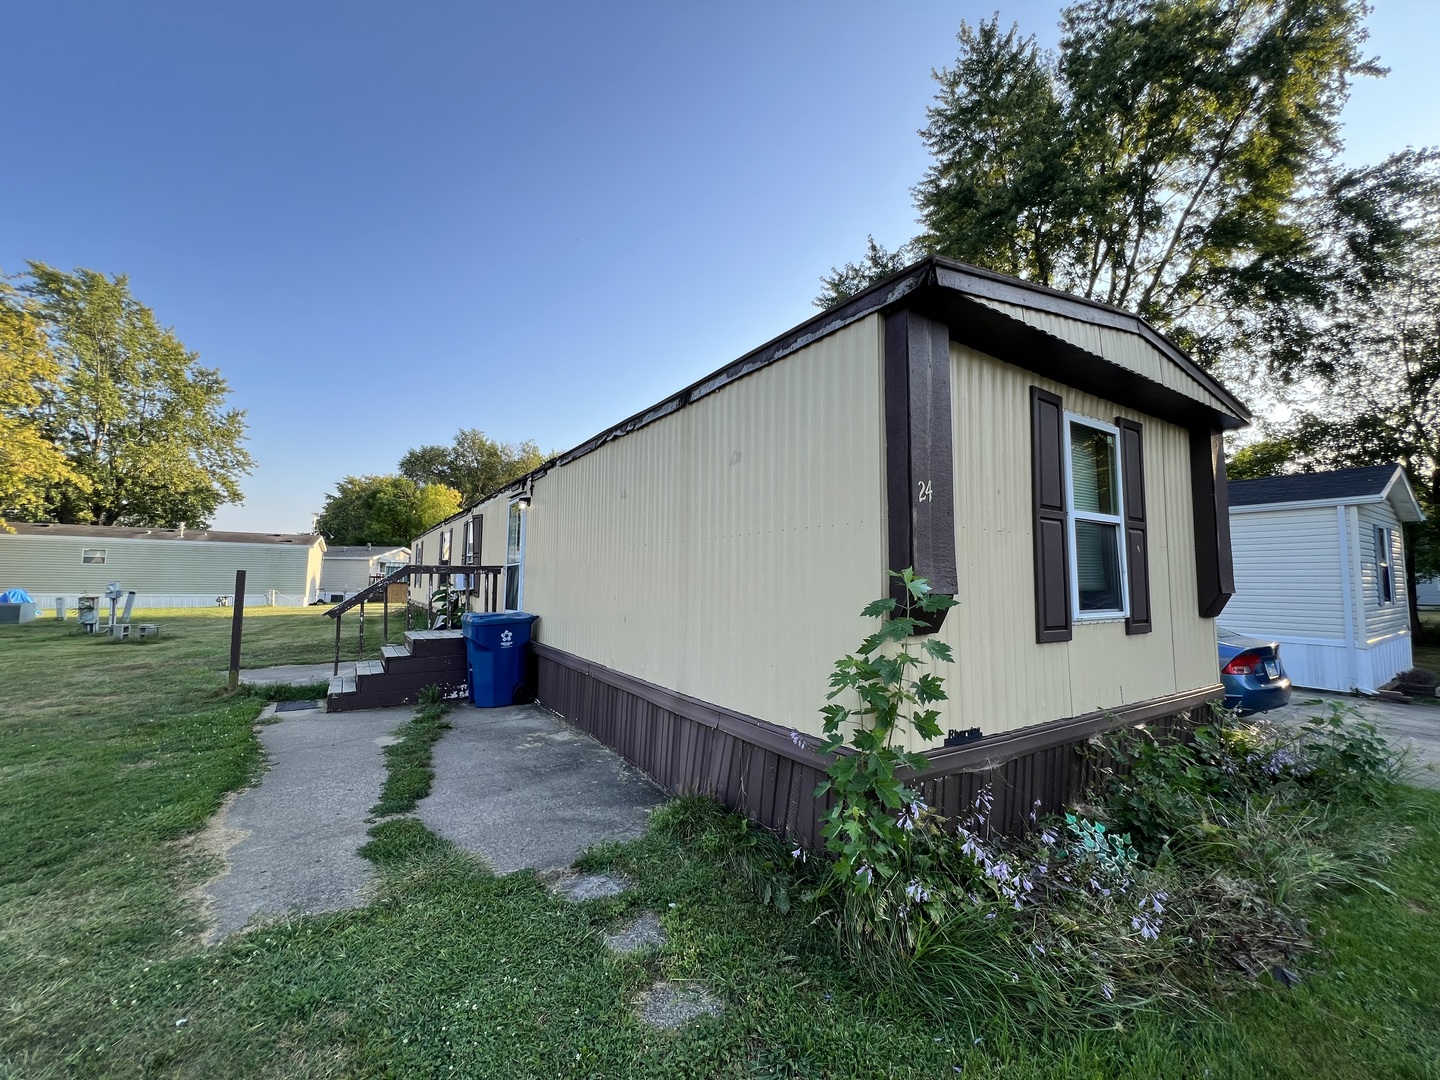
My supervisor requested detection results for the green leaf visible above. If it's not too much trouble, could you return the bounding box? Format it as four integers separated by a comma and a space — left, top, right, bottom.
860, 597, 898, 618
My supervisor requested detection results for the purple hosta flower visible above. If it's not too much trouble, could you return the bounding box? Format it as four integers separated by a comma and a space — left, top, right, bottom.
1267, 747, 1298, 777
897, 800, 926, 831
1034, 864, 1048, 876
1033, 943, 1046, 956
985, 911, 997, 920
904, 879, 931, 904
1101, 983, 1115, 1002
788, 730, 807, 749
855, 864, 873, 886
791, 846, 807, 864
1040, 828, 1057, 846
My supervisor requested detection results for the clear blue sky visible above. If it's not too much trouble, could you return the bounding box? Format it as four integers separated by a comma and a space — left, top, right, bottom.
3, 1, 1437, 533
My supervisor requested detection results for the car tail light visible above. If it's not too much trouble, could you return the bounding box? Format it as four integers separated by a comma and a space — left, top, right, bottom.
1222, 650, 1263, 676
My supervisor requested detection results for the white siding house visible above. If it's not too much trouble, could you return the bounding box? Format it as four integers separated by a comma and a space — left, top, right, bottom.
0, 523, 325, 609
1227, 465, 1425, 692
1419, 576, 1440, 607
318, 545, 410, 602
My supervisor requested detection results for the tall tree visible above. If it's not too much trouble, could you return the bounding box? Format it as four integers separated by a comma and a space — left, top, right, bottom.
398, 428, 543, 506
0, 281, 85, 529
1253, 152, 1440, 635
22, 263, 252, 527
817, 0, 1383, 374
315, 475, 461, 547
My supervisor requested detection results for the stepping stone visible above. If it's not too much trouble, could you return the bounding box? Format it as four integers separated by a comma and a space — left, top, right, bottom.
549, 871, 632, 902
636, 981, 723, 1029
603, 911, 666, 954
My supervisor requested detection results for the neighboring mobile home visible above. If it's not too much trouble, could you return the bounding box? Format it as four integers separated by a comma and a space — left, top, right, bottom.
0, 523, 325, 610
414, 257, 1250, 839
1226, 465, 1425, 693
318, 545, 410, 603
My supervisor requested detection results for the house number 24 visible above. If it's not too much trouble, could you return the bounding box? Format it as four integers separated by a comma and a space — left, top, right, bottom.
917, 479, 934, 503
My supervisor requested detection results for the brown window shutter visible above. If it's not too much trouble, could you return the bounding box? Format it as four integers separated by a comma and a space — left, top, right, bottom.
1116, 417, 1151, 635
1031, 387, 1071, 642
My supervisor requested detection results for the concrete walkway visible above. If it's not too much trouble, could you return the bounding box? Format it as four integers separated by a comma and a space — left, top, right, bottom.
417, 704, 668, 873
197, 705, 404, 941
1263, 691, 1440, 789
238, 662, 354, 687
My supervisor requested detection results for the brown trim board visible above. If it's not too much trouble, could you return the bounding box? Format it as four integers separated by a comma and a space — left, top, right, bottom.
884, 309, 957, 627
532, 641, 1222, 841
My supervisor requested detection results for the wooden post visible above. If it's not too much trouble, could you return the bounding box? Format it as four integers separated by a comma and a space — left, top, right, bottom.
359, 601, 366, 663
227, 570, 246, 691
333, 614, 342, 677
382, 592, 389, 645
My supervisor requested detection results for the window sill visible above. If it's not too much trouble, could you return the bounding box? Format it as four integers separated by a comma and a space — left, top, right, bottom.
1074, 613, 1127, 626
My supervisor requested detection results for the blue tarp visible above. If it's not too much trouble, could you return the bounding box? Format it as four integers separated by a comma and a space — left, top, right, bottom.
0, 589, 35, 604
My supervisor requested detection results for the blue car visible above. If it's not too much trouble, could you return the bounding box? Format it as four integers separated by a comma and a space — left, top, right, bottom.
1218, 627, 1292, 714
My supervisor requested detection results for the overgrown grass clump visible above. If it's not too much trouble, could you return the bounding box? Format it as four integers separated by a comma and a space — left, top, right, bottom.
370, 686, 452, 817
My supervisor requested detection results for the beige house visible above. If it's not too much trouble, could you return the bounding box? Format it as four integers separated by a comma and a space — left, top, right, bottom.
413, 257, 1249, 840
318, 545, 410, 603
0, 523, 325, 609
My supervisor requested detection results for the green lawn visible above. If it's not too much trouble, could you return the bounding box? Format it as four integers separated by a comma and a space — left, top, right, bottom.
2, 612, 1438, 1078
1416, 611, 1440, 675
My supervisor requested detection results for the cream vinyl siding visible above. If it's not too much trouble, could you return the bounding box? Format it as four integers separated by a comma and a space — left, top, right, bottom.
1225, 507, 1347, 638
0, 533, 322, 603
1358, 502, 1408, 642
521, 315, 887, 732
320, 558, 374, 595
974, 297, 1232, 416
918, 343, 1216, 744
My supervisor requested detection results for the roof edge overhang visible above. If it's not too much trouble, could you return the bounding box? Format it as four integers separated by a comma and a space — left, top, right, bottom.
1231, 467, 1424, 522
420, 257, 1250, 535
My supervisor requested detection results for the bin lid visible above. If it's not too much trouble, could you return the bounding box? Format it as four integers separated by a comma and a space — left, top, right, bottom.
0, 589, 34, 604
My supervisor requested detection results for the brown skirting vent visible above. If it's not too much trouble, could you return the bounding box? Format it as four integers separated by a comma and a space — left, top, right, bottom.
533, 642, 1221, 846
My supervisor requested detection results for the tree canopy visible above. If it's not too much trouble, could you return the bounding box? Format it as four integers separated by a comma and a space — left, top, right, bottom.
817, 0, 1382, 376
11, 263, 252, 528
398, 428, 544, 506
0, 282, 86, 530
314, 475, 462, 547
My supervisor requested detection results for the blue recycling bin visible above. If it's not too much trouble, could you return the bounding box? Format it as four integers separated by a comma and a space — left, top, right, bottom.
462, 611, 538, 707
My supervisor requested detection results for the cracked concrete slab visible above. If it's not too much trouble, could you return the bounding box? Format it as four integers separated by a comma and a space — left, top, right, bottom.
237, 662, 354, 687
417, 703, 666, 874
603, 911, 666, 954
636, 982, 723, 1029
196, 705, 409, 941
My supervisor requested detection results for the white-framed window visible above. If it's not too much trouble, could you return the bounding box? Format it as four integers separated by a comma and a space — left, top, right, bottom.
1375, 525, 1396, 605
504, 500, 526, 611
81, 549, 107, 565
1064, 414, 1128, 619
439, 528, 452, 564
463, 518, 474, 564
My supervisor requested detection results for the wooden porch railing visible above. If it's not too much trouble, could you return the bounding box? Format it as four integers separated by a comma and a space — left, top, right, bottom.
323, 563, 504, 676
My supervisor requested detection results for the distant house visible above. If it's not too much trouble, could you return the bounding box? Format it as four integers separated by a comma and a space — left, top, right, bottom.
318, 545, 410, 603
1419, 576, 1440, 608
405, 255, 1249, 839
0, 523, 325, 609
1227, 464, 1425, 693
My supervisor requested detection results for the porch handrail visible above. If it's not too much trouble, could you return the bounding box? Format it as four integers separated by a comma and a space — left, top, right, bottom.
324, 563, 503, 619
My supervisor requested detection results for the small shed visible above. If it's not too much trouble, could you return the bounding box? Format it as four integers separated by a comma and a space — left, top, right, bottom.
1227, 465, 1425, 692
0, 523, 325, 610
318, 545, 410, 603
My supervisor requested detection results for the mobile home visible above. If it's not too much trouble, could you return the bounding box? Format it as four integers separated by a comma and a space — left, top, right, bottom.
1226, 465, 1425, 692
0, 523, 325, 609
412, 257, 1249, 839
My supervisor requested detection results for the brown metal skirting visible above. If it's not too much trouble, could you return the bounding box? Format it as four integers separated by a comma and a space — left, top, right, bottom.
532, 641, 1219, 843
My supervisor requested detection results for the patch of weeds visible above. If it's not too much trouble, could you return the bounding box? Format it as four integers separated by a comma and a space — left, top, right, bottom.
371, 694, 451, 817
358, 816, 453, 869
230, 680, 332, 703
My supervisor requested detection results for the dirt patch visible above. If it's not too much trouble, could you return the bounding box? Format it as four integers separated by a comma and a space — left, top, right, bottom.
174, 789, 252, 945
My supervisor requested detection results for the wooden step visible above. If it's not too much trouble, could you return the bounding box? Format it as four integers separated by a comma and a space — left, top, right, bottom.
355, 659, 385, 677
379, 644, 467, 675
326, 683, 466, 712
358, 667, 468, 694
403, 629, 466, 657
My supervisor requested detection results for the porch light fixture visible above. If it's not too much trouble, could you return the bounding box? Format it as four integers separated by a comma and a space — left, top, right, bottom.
515, 494, 531, 510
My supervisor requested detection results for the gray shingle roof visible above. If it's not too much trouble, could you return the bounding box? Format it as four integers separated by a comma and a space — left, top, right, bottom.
1228, 464, 1403, 507
324, 545, 410, 559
